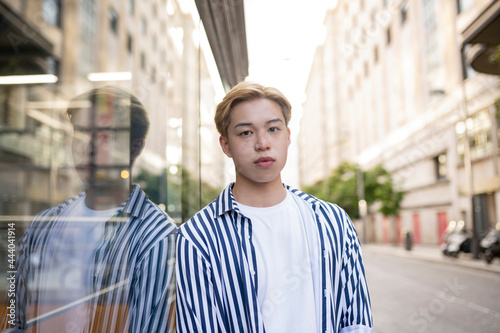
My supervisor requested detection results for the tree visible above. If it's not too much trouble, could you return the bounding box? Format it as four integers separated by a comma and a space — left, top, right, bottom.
304, 162, 404, 218
136, 168, 221, 223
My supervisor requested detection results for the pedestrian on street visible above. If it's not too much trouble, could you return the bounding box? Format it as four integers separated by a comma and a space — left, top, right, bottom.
175, 81, 373, 332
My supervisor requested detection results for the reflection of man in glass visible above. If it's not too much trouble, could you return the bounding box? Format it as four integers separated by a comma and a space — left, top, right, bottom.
4, 86, 176, 332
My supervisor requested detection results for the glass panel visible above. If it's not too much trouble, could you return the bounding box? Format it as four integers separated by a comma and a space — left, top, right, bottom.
0, 1, 225, 331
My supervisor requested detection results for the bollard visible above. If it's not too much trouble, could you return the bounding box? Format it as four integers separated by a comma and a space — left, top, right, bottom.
405, 231, 413, 251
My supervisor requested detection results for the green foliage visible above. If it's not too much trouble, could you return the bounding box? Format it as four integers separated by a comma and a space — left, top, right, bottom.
136, 167, 221, 222
488, 45, 500, 68
136, 169, 164, 204
181, 168, 221, 222
304, 162, 405, 218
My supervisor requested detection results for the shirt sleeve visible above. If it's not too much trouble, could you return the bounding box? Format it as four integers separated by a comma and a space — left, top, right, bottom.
338, 210, 374, 332
130, 233, 177, 333
176, 231, 218, 333
11, 231, 29, 330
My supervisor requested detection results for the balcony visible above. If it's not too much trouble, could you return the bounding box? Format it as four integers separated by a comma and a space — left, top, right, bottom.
462, 1, 500, 75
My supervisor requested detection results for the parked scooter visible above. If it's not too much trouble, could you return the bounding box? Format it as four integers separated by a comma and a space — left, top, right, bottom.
480, 224, 500, 264
442, 220, 471, 258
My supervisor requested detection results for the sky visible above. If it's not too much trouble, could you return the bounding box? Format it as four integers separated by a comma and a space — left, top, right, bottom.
185, 0, 337, 187
244, 0, 337, 187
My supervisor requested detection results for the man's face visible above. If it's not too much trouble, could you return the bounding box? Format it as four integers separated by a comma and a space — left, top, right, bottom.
220, 98, 291, 187
70, 100, 130, 186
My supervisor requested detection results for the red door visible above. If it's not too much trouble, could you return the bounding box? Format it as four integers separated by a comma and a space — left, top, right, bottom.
413, 213, 421, 244
437, 212, 448, 245
396, 215, 402, 245
383, 216, 389, 244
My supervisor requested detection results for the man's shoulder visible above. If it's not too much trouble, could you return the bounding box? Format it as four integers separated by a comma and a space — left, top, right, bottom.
177, 186, 233, 244
179, 199, 219, 232
287, 186, 349, 222
287, 186, 337, 209
31, 192, 84, 222
133, 195, 177, 235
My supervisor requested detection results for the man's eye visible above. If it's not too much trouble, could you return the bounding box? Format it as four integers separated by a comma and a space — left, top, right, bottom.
240, 131, 252, 136
269, 127, 279, 133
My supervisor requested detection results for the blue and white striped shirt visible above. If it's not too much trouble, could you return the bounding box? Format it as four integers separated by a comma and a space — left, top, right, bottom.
7, 184, 177, 333
176, 184, 373, 333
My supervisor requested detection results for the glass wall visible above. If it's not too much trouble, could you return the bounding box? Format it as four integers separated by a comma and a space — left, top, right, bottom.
0, 0, 225, 330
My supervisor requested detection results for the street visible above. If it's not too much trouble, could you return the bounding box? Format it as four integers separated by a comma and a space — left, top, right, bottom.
363, 251, 500, 333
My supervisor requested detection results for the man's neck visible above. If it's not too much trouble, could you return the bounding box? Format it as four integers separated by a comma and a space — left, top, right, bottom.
85, 182, 133, 210
232, 177, 286, 207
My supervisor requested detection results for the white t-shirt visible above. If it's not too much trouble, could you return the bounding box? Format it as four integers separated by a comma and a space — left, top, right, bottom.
32, 196, 119, 322
237, 191, 320, 333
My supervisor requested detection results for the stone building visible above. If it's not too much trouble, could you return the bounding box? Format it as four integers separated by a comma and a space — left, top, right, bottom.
299, 0, 500, 246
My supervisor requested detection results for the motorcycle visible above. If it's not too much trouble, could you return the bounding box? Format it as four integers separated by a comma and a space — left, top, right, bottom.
441, 220, 471, 258
480, 224, 500, 264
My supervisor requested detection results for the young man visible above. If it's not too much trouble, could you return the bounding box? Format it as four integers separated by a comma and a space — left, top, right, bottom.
4, 86, 176, 333
176, 81, 373, 332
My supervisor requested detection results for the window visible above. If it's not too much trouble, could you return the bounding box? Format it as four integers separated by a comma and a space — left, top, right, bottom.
43, 0, 62, 27
151, 66, 157, 83
457, 0, 475, 13
46, 56, 59, 76
435, 153, 447, 180
401, 1, 409, 24
79, 0, 96, 75
152, 34, 157, 51
456, 109, 493, 161
128, 0, 135, 15
127, 34, 133, 53
423, 0, 440, 71
109, 8, 119, 34
141, 17, 147, 35
141, 52, 146, 70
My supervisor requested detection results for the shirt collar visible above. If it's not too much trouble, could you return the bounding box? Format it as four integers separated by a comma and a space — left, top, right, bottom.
212, 183, 321, 219
213, 183, 239, 218
119, 184, 148, 218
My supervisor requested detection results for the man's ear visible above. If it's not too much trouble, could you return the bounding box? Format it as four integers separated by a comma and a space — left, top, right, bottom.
219, 135, 232, 158
130, 138, 145, 162
287, 127, 291, 146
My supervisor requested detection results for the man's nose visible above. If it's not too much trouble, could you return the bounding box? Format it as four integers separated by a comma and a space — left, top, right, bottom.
255, 132, 271, 151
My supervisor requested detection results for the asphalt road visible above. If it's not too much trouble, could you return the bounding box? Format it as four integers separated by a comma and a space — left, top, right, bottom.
363, 251, 500, 333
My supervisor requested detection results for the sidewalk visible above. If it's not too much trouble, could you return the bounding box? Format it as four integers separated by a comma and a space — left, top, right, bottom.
362, 243, 500, 274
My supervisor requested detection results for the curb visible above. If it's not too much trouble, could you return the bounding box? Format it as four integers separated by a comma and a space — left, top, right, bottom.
362, 244, 500, 275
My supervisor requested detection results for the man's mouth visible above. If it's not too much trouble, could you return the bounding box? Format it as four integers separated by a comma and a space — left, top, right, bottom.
254, 157, 275, 167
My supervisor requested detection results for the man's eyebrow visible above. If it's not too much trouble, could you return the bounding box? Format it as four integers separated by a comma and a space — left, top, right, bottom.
234, 122, 252, 128
267, 118, 283, 124
233, 118, 284, 128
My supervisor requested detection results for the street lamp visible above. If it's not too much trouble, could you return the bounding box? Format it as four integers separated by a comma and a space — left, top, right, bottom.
357, 168, 367, 244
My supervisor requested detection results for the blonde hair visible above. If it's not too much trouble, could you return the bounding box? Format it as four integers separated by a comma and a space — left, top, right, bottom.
214, 81, 292, 138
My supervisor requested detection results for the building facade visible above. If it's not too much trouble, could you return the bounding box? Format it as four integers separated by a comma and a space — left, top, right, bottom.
0, 0, 227, 222
299, 0, 500, 245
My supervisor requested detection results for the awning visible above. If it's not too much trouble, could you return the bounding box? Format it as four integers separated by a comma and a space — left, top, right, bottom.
0, 2, 54, 74
462, 1, 500, 75
195, 0, 249, 91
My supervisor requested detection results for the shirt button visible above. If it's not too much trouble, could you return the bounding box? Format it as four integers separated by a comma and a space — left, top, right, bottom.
247, 235, 251, 239
251, 270, 256, 275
